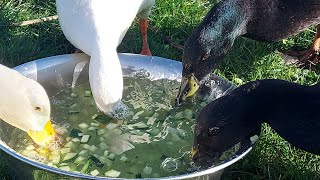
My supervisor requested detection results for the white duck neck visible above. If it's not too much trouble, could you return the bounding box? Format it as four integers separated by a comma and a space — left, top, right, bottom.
88, 38, 123, 113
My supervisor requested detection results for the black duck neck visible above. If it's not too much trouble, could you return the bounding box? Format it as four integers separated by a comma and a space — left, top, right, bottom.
242, 79, 320, 155
235, 79, 320, 123
187, 0, 253, 57
245, 0, 320, 41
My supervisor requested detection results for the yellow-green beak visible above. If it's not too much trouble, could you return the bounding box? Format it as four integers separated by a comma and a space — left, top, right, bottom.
192, 147, 198, 158
27, 120, 55, 146
176, 74, 200, 106
186, 75, 200, 97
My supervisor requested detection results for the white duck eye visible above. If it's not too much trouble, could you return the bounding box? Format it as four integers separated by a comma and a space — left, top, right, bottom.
34, 106, 42, 112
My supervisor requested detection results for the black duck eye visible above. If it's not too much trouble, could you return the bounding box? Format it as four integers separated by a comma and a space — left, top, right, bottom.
34, 106, 42, 112
202, 51, 210, 61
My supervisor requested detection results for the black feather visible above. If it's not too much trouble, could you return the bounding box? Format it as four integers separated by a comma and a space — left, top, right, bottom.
193, 79, 320, 165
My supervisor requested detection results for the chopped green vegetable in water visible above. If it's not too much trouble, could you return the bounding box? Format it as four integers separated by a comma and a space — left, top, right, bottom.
70, 128, 83, 138
11, 75, 228, 178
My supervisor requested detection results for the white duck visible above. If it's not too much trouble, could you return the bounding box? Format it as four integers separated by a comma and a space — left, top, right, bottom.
0, 64, 55, 146
56, 0, 155, 113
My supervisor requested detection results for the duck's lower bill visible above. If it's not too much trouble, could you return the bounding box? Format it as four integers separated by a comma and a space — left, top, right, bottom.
175, 74, 200, 106
27, 120, 55, 146
192, 147, 198, 158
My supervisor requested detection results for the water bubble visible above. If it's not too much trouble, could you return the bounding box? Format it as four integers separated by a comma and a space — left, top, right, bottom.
61, 123, 70, 129
108, 101, 129, 119
47, 135, 63, 151
187, 162, 202, 172
161, 158, 181, 172
131, 70, 151, 79
25, 151, 46, 164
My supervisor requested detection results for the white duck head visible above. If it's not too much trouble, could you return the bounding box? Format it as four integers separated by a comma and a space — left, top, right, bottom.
0, 64, 55, 146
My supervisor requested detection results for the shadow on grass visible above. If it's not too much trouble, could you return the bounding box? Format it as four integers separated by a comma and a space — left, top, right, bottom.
0, 22, 75, 67
223, 124, 320, 180
0, 0, 74, 67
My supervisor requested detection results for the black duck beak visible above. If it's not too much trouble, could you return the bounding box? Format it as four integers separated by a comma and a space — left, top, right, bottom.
191, 147, 220, 167
175, 74, 200, 106
192, 147, 198, 158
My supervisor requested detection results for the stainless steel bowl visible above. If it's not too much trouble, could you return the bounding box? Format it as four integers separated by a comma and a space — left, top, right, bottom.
0, 53, 252, 180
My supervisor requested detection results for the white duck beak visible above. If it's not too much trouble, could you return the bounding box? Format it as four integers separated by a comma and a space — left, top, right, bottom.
27, 120, 55, 146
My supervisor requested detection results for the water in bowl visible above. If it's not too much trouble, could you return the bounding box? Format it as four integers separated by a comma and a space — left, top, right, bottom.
9, 72, 227, 178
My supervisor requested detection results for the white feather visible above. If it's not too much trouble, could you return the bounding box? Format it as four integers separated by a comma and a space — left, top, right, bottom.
56, 0, 155, 113
0, 64, 50, 132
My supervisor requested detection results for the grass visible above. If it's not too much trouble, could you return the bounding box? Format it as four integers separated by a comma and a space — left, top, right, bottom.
0, 0, 320, 179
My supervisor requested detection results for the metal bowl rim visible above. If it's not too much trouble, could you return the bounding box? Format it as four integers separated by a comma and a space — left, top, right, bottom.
0, 53, 252, 179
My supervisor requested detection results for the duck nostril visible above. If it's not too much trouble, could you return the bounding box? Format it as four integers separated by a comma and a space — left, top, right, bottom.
175, 98, 182, 106
192, 156, 198, 161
